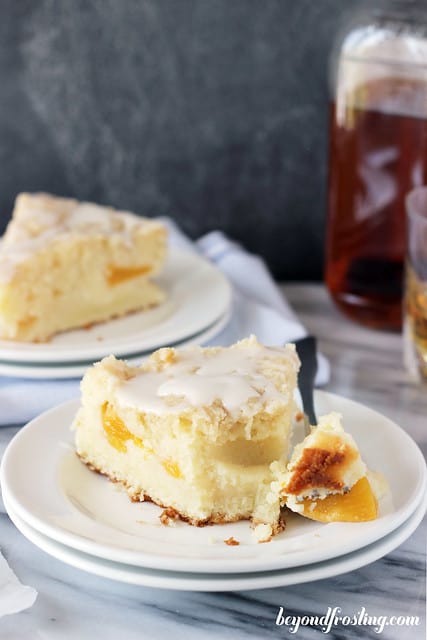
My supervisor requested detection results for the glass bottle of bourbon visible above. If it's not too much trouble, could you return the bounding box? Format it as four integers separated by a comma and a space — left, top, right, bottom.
326, 3, 427, 330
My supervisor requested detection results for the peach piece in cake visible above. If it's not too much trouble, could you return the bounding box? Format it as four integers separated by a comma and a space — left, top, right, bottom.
296, 476, 378, 523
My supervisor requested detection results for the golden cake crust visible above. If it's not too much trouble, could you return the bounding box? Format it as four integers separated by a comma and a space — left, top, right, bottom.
284, 444, 358, 495
77, 451, 256, 527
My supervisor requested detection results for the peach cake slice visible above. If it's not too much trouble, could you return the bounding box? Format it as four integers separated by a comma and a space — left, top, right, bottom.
73, 336, 300, 536
0, 192, 167, 341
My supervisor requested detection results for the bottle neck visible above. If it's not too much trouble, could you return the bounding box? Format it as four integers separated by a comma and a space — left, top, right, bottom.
373, 0, 427, 23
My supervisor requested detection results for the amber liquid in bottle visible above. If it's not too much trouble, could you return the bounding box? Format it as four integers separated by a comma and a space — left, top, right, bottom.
326, 78, 427, 330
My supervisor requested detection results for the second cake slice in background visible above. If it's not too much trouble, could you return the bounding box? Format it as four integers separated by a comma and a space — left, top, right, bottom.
0, 192, 167, 342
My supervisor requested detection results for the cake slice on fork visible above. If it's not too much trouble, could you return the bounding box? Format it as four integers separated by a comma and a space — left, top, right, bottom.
273, 412, 379, 522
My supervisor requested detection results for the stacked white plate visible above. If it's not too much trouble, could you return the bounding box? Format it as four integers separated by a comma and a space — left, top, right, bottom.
0, 249, 232, 379
1, 391, 426, 591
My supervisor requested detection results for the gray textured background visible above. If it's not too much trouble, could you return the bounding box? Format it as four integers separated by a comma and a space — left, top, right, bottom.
0, 0, 361, 279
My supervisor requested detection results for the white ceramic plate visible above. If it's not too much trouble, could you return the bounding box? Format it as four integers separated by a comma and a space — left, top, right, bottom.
4, 491, 426, 591
0, 309, 232, 379
0, 248, 232, 364
2, 391, 425, 574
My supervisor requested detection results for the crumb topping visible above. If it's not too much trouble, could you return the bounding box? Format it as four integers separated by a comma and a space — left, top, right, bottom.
224, 536, 240, 546
159, 507, 180, 526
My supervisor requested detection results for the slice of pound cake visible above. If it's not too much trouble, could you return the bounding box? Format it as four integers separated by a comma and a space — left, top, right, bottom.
273, 412, 379, 522
0, 192, 167, 341
73, 336, 300, 534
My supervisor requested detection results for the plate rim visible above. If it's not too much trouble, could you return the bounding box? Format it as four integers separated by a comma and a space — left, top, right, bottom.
1, 390, 426, 574
0, 308, 232, 379
4, 489, 426, 591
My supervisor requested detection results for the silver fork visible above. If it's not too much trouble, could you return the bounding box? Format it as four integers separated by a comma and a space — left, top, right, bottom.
294, 336, 318, 434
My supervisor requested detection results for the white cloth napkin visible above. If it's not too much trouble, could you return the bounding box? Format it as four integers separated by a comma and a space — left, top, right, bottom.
170, 221, 329, 380
0, 220, 329, 427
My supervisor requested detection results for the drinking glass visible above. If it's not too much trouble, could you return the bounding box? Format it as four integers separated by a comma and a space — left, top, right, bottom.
404, 186, 427, 381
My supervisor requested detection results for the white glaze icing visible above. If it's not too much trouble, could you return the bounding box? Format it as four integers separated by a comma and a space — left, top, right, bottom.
116, 346, 290, 416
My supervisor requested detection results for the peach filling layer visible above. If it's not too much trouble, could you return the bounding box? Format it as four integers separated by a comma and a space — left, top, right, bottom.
101, 403, 182, 478
297, 476, 378, 523
106, 264, 151, 286
101, 402, 144, 452
162, 459, 183, 479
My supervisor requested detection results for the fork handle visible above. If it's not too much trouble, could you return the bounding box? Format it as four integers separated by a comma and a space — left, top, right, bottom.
294, 336, 318, 426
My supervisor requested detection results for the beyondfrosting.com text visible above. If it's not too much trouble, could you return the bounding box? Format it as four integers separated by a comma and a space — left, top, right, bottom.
275, 606, 420, 635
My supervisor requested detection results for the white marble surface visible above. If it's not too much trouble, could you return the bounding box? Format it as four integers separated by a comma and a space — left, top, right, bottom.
0, 284, 425, 640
